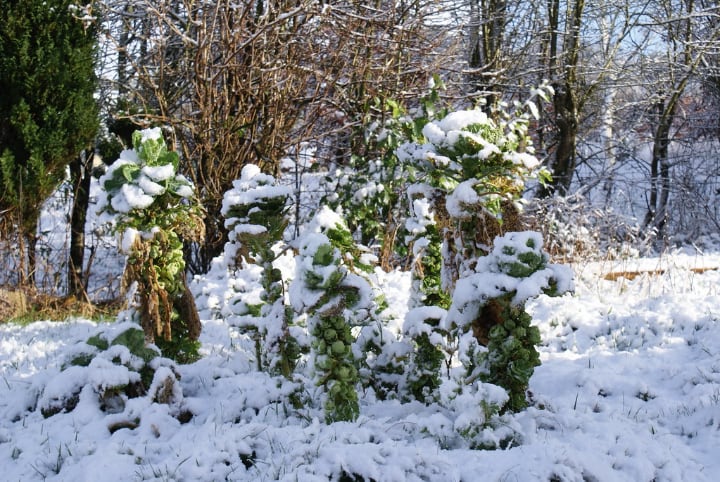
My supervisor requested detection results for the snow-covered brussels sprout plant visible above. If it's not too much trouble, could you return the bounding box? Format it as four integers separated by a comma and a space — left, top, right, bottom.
290, 207, 378, 423
398, 84, 574, 413
98, 128, 204, 362
448, 231, 573, 411
397, 83, 553, 292
221, 164, 299, 377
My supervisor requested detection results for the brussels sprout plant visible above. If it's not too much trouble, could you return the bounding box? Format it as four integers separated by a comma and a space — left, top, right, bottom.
98, 128, 204, 362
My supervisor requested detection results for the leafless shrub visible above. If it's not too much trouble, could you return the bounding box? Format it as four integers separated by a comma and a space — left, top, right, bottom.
100, 0, 454, 272
525, 193, 657, 263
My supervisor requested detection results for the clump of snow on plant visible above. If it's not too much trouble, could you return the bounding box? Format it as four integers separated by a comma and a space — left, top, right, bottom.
221, 164, 292, 234
352, 180, 385, 203
289, 206, 375, 317
448, 231, 574, 329
95, 128, 197, 222
403, 305, 447, 344
405, 184, 436, 237
220, 164, 292, 264
506, 151, 541, 169
421, 110, 490, 147
445, 178, 504, 219
301, 204, 346, 236
405, 184, 439, 270
137, 126, 163, 142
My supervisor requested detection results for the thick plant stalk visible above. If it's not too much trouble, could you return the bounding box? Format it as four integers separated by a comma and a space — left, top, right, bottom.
292, 208, 375, 423
177, 272, 202, 342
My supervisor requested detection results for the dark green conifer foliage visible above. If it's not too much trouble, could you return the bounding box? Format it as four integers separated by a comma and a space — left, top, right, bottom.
0, 0, 98, 281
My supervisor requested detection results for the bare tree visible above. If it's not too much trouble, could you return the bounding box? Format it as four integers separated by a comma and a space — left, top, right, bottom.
98, 1, 321, 270
466, 0, 508, 108
97, 0, 450, 272
537, 0, 586, 195
639, 1, 720, 234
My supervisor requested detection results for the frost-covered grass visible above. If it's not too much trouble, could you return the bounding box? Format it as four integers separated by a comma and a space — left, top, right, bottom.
2, 253, 720, 481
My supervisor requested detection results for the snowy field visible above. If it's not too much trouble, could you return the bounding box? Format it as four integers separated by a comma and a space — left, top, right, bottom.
1, 251, 720, 481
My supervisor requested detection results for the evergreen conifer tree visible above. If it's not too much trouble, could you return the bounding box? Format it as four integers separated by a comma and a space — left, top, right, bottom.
0, 0, 98, 283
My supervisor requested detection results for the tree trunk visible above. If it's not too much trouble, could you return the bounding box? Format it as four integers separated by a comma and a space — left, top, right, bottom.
68, 149, 93, 300
17, 228, 27, 286
644, 98, 675, 235
602, 81, 617, 203
538, 0, 584, 197
551, 85, 579, 195
26, 229, 37, 288
467, 0, 507, 109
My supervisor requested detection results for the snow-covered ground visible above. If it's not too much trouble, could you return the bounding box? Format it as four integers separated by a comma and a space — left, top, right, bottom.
1, 251, 720, 481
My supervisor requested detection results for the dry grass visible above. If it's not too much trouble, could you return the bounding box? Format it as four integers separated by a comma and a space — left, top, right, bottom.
0, 288, 28, 321
0, 287, 125, 324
